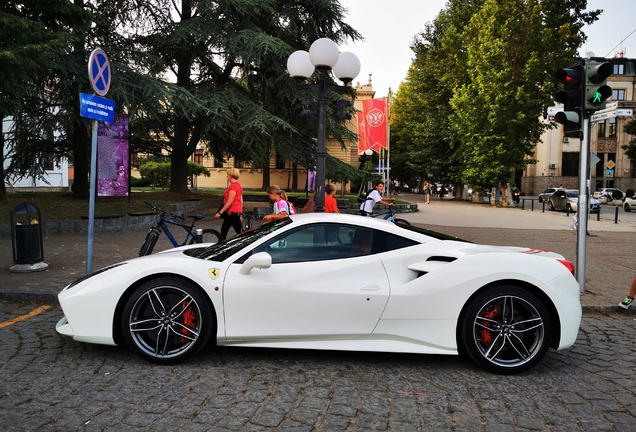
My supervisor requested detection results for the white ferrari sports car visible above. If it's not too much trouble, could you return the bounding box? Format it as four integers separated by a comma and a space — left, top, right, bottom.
56, 213, 581, 374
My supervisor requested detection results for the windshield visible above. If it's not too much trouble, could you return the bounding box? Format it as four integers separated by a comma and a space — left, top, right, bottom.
566, 191, 579, 198
184, 218, 292, 261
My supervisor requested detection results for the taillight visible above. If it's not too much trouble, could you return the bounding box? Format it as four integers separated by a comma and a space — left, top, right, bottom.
558, 259, 575, 275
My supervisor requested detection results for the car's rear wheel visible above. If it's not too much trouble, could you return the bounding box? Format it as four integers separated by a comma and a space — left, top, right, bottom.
459, 285, 552, 374
122, 277, 213, 364
566, 203, 572, 213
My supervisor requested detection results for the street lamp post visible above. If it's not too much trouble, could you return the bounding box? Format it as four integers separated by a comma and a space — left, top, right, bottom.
287, 39, 360, 212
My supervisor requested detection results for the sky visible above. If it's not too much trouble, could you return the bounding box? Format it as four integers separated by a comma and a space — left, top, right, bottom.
338, 0, 636, 99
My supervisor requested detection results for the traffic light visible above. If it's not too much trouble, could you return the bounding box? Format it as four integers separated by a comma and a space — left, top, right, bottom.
554, 64, 583, 135
585, 61, 612, 110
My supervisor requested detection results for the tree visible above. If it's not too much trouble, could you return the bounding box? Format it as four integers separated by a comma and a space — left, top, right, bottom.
449, 0, 599, 205
391, 0, 600, 203
113, 0, 361, 194
0, 0, 90, 201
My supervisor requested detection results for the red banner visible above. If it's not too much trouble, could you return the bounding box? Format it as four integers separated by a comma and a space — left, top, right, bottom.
362, 98, 388, 152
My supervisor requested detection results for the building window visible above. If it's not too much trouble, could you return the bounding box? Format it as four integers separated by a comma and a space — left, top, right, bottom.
612, 89, 625, 101
561, 152, 579, 177
598, 121, 606, 138
42, 154, 54, 171
609, 118, 617, 137
234, 158, 245, 169
193, 149, 203, 165
613, 64, 624, 75
275, 153, 286, 170
214, 157, 224, 168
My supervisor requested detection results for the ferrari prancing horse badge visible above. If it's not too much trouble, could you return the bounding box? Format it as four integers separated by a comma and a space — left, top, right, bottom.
209, 268, 220, 280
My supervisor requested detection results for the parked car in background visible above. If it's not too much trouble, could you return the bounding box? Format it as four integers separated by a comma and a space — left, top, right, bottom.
624, 195, 636, 212
593, 188, 625, 203
548, 190, 601, 214
538, 187, 565, 203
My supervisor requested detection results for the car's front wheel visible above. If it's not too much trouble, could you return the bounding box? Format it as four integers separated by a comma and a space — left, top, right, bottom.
548, 201, 555, 211
122, 277, 214, 364
625, 203, 632, 212
459, 285, 552, 374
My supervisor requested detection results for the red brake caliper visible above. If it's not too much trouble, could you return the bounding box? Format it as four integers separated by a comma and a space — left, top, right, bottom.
478, 304, 499, 346
181, 301, 196, 343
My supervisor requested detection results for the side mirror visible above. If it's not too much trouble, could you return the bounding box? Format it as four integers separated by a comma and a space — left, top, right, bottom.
239, 252, 272, 275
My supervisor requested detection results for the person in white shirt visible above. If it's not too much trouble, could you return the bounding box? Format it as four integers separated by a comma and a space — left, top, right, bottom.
360, 180, 395, 216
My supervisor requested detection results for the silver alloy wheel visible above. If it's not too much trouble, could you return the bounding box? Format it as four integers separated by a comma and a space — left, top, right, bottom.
127, 286, 203, 360
472, 294, 545, 369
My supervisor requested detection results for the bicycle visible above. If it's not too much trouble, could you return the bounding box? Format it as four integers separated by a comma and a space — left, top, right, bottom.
370, 205, 411, 225
138, 201, 221, 256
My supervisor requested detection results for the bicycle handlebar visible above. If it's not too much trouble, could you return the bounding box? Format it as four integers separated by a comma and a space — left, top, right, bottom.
142, 201, 185, 221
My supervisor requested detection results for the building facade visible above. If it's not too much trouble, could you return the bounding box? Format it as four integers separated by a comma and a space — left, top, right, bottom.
523, 56, 636, 195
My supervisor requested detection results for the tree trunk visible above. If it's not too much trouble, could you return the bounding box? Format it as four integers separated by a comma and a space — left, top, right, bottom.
71, 119, 90, 200
0, 112, 6, 201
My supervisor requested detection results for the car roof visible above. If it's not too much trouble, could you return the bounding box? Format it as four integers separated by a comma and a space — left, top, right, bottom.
286, 213, 434, 242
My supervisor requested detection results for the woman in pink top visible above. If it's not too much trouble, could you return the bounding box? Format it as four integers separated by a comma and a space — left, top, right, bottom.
215, 168, 243, 240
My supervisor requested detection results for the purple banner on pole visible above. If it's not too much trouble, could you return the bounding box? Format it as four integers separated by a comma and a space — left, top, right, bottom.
97, 113, 130, 196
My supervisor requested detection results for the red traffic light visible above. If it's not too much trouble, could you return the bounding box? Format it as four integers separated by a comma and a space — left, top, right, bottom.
555, 67, 582, 87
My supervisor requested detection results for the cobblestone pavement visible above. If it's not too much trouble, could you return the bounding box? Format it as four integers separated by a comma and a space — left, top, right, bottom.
0, 302, 635, 431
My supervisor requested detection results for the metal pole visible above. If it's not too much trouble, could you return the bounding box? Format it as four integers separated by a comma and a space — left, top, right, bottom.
576, 117, 590, 293
86, 120, 98, 274
314, 80, 327, 213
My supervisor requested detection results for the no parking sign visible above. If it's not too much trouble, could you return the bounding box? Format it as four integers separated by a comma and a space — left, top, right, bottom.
88, 48, 111, 96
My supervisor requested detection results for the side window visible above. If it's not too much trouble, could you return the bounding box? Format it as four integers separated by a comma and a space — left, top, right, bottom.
250, 224, 375, 263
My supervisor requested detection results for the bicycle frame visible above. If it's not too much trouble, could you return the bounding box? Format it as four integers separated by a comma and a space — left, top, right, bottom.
156, 218, 196, 247
371, 206, 397, 222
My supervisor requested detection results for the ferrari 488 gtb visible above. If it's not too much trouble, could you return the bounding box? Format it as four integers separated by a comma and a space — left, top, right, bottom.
56, 214, 581, 374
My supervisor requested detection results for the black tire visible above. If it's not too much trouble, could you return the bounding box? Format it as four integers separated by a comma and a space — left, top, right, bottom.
139, 228, 161, 256
625, 203, 631, 212
188, 228, 221, 245
394, 218, 411, 226
122, 277, 214, 364
459, 285, 552, 375
566, 203, 572, 213
548, 201, 554, 211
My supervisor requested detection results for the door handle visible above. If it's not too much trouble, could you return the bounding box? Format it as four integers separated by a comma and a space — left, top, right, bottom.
361, 285, 380, 291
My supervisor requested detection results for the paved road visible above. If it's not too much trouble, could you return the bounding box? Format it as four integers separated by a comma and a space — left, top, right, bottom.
0, 302, 635, 431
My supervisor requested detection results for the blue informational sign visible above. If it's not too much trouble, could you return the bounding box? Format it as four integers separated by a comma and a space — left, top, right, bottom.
79, 93, 115, 123
88, 48, 111, 96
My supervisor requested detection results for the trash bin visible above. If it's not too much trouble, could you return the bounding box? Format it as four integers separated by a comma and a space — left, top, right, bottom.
10, 201, 48, 272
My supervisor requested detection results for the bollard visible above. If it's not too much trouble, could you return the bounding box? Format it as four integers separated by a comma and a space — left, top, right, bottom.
597, 208, 601, 221
531, 199, 534, 211
615, 206, 619, 224
542, 201, 545, 213
195, 228, 203, 243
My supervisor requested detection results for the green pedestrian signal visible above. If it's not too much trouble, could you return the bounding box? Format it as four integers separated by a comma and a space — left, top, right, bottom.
585, 61, 612, 110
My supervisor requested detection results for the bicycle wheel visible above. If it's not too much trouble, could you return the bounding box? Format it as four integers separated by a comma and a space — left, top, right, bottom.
394, 218, 411, 226
139, 227, 161, 256
188, 228, 221, 245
